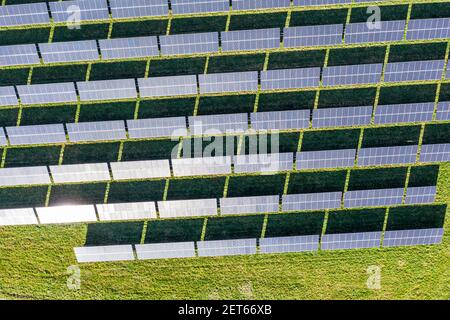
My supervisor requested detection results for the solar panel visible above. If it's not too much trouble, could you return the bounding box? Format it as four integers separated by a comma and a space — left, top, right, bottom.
383, 228, 444, 247
0, 3, 50, 27
405, 186, 436, 205
294, 0, 352, 5
37, 205, 97, 224
138, 75, 198, 97
221, 28, 280, 52
251, 110, 310, 130
171, 0, 229, 15
96, 202, 157, 221
312, 106, 373, 128
384, 60, 445, 83
160, 32, 219, 55
109, 0, 169, 18
172, 156, 232, 177
283, 24, 344, 47
0, 129, 7, 147
199, 71, 258, 94
158, 199, 218, 218
357, 145, 418, 166
419, 144, 450, 163
39, 41, 99, 64
261, 68, 320, 90
189, 113, 248, 135
233, 153, 293, 173
233, 0, 291, 10
344, 188, 404, 208
407, 18, 450, 40
0, 44, 40, 67
135, 242, 196, 260
296, 149, 356, 170
6, 124, 67, 146
0, 208, 38, 226
0, 166, 50, 187
220, 195, 279, 215
0, 86, 19, 107
321, 232, 382, 250
197, 239, 257, 257
322, 63, 382, 86
67, 121, 127, 142
50, 0, 109, 23
374, 102, 435, 124
282, 192, 342, 211
77, 79, 137, 101
345, 20, 406, 44
99, 37, 159, 60
17, 82, 78, 105
260, 235, 320, 254
111, 160, 171, 180
127, 117, 187, 139
50, 163, 110, 184
74, 245, 135, 263
436, 101, 450, 121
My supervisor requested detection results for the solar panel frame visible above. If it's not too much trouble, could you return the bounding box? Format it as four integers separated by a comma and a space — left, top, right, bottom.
127, 117, 188, 139
138, 75, 198, 98
0, 44, 40, 67
436, 101, 450, 121
294, 0, 352, 5
37, 205, 97, 224
49, 0, 110, 23
374, 102, 435, 124
172, 156, 232, 177
0, 166, 50, 187
260, 235, 320, 254
160, 32, 219, 55
66, 120, 127, 142
322, 63, 383, 86
220, 195, 279, 215
405, 186, 437, 205
99, 36, 159, 60
189, 113, 248, 135
197, 238, 257, 257
17, 82, 78, 105
233, 0, 291, 10
419, 144, 450, 163
344, 188, 404, 208
406, 18, 450, 40
261, 67, 320, 90
6, 124, 67, 146
221, 28, 280, 52
344, 20, 406, 44
158, 198, 218, 218
0, 129, 7, 147
384, 60, 445, 83
283, 24, 344, 47
74, 245, 135, 263
50, 163, 111, 184
383, 228, 444, 247
77, 79, 137, 101
199, 71, 258, 94
135, 242, 196, 260
357, 145, 418, 167
109, 0, 169, 19
110, 160, 171, 180
296, 149, 356, 170
0, 3, 50, 27
96, 202, 157, 221
312, 106, 373, 128
321, 231, 382, 250
171, 0, 229, 15
251, 110, 310, 131
39, 40, 99, 64
0, 208, 38, 226
282, 192, 342, 211
233, 153, 294, 173
0, 86, 19, 107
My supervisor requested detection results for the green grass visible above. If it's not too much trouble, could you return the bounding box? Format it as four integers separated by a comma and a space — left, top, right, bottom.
31, 65, 88, 84
167, 177, 226, 200
197, 95, 256, 115
268, 50, 326, 70
170, 16, 227, 34
265, 212, 325, 237
348, 167, 408, 191
89, 61, 147, 81
326, 209, 386, 234
63, 143, 120, 165
387, 205, 447, 230
78, 102, 136, 122
0, 68, 29, 86
138, 98, 196, 119
145, 219, 204, 243
361, 125, 421, 148
288, 171, 347, 194
5, 146, 61, 168
49, 183, 107, 206
205, 215, 265, 240
20, 106, 77, 126
208, 53, 266, 73
149, 57, 206, 77
108, 181, 165, 203
111, 20, 168, 38
0, 186, 48, 209
301, 129, 360, 151
0, 27, 50, 45
53, 24, 110, 42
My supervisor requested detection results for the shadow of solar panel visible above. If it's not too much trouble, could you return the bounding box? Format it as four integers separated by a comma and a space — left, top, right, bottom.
251, 110, 310, 130
312, 106, 372, 128
321, 231, 381, 250
284, 24, 344, 47
199, 71, 258, 94
221, 28, 280, 51
111, 160, 171, 180
189, 113, 248, 134
160, 32, 219, 55
0, 44, 40, 67
384, 60, 445, 83
407, 18, 450, 40
77, 79, 137, 101
357, 145, 418, 166
17, 82, 78, 105
322, 63, 382, 86
158, 198, 218, 218
436, 102, 450, 121
138, 75, 198, 97
50, 163, 110, 184
344, 20, 405, 44
260, 235, 320, 254
375, 103, 435, 124
99, 37, 159, 60
96, 202, 157, 221
39, 41, 99, 64
0, 208, 38, 226
294, 0, 351, 5
233, 153, 294, 173
0, 166, 50, 187
220, 195, 279, 215
282, 192, 342, 211
74, 245, 135, 263
50, 0, 109, 23
296, 149, 356, 170
6, 124, 66, 145
37, 205, 98, 224
233, 0, 291, 10
0, 3, 50, 27
419, 144, 450, 163
261, 68, 320, 90
0, 86, 18, 107
383, 228, 444, 247
67, 121, 127, 142
127, 117, 188, 139
110, 0, 169, 18
135, 242, 196, 260
172, 156, 232, 177
344, 188, 404, 208
197, 238, 257, 257
0, 129, 7, 147
405, 186, 436, 205
171, 0, 229, 14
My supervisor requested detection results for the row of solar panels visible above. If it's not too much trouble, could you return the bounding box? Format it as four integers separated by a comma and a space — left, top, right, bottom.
73, 228, 445, 262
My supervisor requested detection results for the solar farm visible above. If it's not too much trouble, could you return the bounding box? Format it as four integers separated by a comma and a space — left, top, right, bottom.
0, 0, 449, 300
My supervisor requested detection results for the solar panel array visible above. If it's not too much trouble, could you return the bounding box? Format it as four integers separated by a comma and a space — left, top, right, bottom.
383, 228, 444, 247
157, 199, 218, 218
135, 242, 196, 260
296, 149, 356, 170
282, 192, 342, 211
17, 83, 78, 105
357, 145, 418, 166
233, 153, 294, 173
233, 0, 291, 10
321, 232, 382, 250
405, 186, 437, 205
344, 21, 406, 44
436, 102, 450, 121
0, 208, 38, 226
221, 28, 280, 52
419, 144, 450, 163
6, 124, 67, 146
322, 63, 383, 86
109, 0, 169, 19
36, 205, 97, 224
199, 72, 258, 94
220, 195, 279, 215
49, 0, 110, 23
261, 68, 321, 90
384, 60, 445, 83
374, 103, 435, 124
407, 18, 450, 40
189, 113, 248, 134
0, 166, 50, 187
96, 202, 157, 221
160, 32, 219, 55
39, 41, 99, 64
197, 239, 257, 257
0, 44, 40, 67
312, 106, 373, 128
251, 110, 310, 131
0, 3, 50, 27
110, 160, 171, 180
66, 121, 127, 142
138, 75, 198, 97
172, 156, 232, 177
284, 24, 344, 47
77, 79, 137, 101
0, 129, 7, 147
260, 235, 320, 254
50, 163, 111, 184
99, 37, 159, 60
344, 188, 404, 208
74, 245, 135, 263
127, 117, 188, 139
0, 86, 18, 107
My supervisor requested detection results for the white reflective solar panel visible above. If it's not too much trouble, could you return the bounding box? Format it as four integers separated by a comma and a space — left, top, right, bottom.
171, 0, 229, 14
160, 32, 219, 55
296, 149, 356, 170
189, 113, 248, 135
233, 0, 291, 10
260, 235, 320, 254
312, 106, 373, 128
383, 228, 444, 247
407, 18, 450, 40
0, 44, 40, 67
6, 124, 66, 146
110, 0, 169, 18
77, 79, 137, 101
50, 163, 110, 184
96, 202, 157, 221
436, 102, 450, 121
172, 156, 231, 177
74, 245, 135, 263
221, 28, 280, 51
199, 71, 258, 94
17, 82, 78, 105
0, 3, 50, 27
220, 195, 279, 215
158, 199, 218, 218
197, 238, 257, 257
37, 205, 97, 224
110, 160, 171, 180
345, 20, 406, 44
419, 144, 450, 163
99, 37, 159, 60
284, 24, 344, 47
127, 117, 188, 139
39, 41, 99, 64
50, 0, 109, 23
344, 188, 404, 208
294, 0, 352, 5
322, 63, 382, 86
0, 208, 38, 226
233, 153, 293, 173
67, 121, 127, 142
136, 242, 196, 260
261, 68, 320, 90
357, 145, 418, 166
375, 103, 435, 124
0, 129, 7, 147
0, 86, 18, 107
321, 232, 382, 250
251, 110, 310, 130
405, 186, 437, 205
282, 192, 342, 211
384, 60, 445, 83
138, 75, 198, 97
0, 166, 50, 187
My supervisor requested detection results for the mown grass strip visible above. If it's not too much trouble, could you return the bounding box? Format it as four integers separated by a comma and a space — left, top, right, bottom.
0, 148, 7, 168
403, 1, 414, 41
372, 45, 391, 124
432, 41, 450, 120
57, 145, 65, 166
200, 217, 208, 241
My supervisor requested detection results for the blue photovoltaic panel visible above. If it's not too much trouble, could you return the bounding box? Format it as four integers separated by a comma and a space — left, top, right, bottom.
138, 75, 198, 97
110, 0, 169, 18
0, 86, 19, 107
0, 129, 7, 147
383, 228, 444, 247
17, 82, 78, 105
77, 79, 137, 101
171, 0, 229, 15
0, 3, 50, 27
344, 188, 404, 208
99, 37, 159, 60
384, 60, 445, 83
67, 121, 127, 142
158, 199, 218, 218
197, 239, 257, 257
111, 160, 171, 180
6, 124, 66, 146
189, 113, 248, 135
419, 144, 450, 163
0, 44, 40, 67
251, 110, 310, 131
296, 149, 356, 170
375, 103, 435, 124
405, 186, 437, 205
50, 0, 109, 23
0, 166, 51, 187
127, 117, 188, 139
50, 163, 111, 184
261, 68, 321, 90
160, 32, 219, 55
283, 24, 344, 47
135, 242, 196, 260
233, 0, 291, 10
219, 195, 279, 215
39, 41, 99, 64
407, 18, 450, 40
321, 232, 382, 250
282, 192, 342, 211
233, 153, 293, 173
199, 71, 258, 94
312, 106, 373, 128
322, 63, 382, 86
221, 28, 280, 52
357, 145, 418, 166
0, 208, 38, 227
172, 156, 232, 177
436, 101, 450, 121
344, 20, 406, 44
74, 245, 135, 263
294, 0, 351, 5
260, 235, 320, 254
